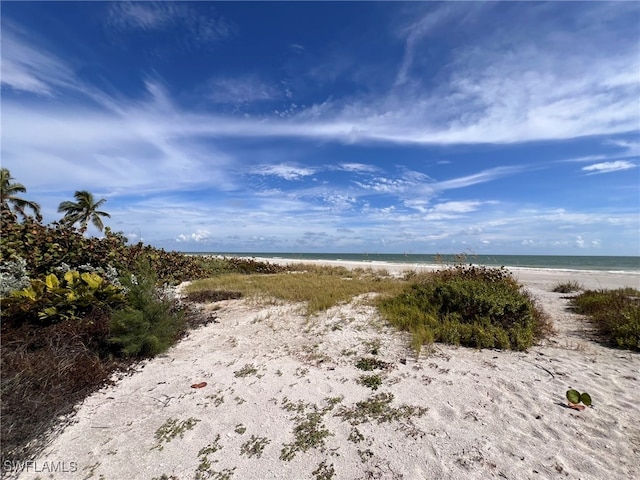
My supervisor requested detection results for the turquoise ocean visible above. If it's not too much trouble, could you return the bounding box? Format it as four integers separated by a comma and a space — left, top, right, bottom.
186, 252, 640, 274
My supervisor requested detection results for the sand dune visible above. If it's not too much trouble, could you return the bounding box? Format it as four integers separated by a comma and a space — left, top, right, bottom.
11, 263, 639, 480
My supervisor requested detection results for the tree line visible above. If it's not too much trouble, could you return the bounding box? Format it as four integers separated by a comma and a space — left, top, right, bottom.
1, 168, 110, 234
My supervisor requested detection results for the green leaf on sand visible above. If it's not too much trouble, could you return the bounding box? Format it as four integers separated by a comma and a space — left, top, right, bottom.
580, 392, 592, 407
566, 389, 581, 404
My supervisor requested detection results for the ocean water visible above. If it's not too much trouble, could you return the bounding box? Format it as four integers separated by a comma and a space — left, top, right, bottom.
187, 252, 640, 274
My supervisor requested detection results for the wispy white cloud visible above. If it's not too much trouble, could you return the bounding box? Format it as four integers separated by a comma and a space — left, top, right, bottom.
289, 43, 305, 54
252, 164, 316, 181
435, 167, 524, 190
108, 2, 175, 30
349, 3, 640, 144
603, 139, 640, 157
430, 201, 483, 214
107, 2, 233, 42
2, 4, 638, 254
394, 3, 479, 86
563, 137, 639, 166
1, 22, 78, 96
207, 76, 279, 104
355, 170, 432, 194
337, 163, 379, 173
404, 199, 487, 219
582, 161, 637, 175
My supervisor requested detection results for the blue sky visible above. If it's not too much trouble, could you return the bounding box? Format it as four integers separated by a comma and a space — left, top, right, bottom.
2, 1, 639, 255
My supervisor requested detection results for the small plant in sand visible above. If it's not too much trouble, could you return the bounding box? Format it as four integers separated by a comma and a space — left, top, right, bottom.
195, 434, 236, 480
280, 397, 342, 461
335, 392, 427, 426
312, 460, 336, 480
348, 427, 365, 443
233, 363, 258, 377
204, 392, 225, 407
357, 374, 383, 390
152, 417, 200, 450
355, 357, 391, 371
552, 281, 583, 293
240, 435, 271, 458
566, 389, 592, 411
365, 339, 381, 355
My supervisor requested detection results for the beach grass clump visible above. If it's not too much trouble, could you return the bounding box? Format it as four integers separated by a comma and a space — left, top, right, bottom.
185, 268, 404, 316
571, 288, 640, 351
378, 264, 550, 352
552, 281, 583, 293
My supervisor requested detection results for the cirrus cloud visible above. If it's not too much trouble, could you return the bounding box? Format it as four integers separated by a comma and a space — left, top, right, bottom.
582, 161, 637, 175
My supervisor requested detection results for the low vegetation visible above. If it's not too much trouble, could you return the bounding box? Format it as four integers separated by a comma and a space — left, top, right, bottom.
378, 265, 551, 352
184, 265, 404, 316
4, 169, 605, 471
552, 281, 583, 293
570, 288, 640, 351
108, 263, 185, 357
334, 392, 428, 425
280, 397, 342, 461
152, 417, 201, 451
0, 172, 286, 466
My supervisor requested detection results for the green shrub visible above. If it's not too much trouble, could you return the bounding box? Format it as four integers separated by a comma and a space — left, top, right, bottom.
108, 266, 184, 357
0, 214, 284, 287
571, 288, 640, 351
552, 281, 583, 293
379, 265, 549, 352
2, 270, 125, 325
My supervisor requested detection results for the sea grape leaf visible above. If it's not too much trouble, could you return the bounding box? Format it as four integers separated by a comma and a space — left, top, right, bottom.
39, 306, 58, 319
580, 392, 592, 407
81, 272, 102, 289
45, 273, 60, 290
64, 270, 78, 284
566, 389, 581, 404
12, 287, 36, 301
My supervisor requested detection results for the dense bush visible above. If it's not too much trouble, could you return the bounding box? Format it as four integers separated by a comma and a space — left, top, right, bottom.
379, 265, 550, 352
1, 214, 287, 288
2, 271, 126, 325
571, 288, 640, 351
109, 265, 185, 357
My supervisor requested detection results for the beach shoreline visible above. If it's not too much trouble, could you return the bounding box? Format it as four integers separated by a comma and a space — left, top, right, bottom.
13, 260, 640, 480
250, 256, 640, 290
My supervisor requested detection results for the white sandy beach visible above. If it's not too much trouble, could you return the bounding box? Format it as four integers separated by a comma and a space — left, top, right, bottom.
10, 261, 640, 480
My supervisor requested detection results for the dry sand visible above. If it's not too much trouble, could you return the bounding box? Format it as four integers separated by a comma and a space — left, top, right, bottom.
9, 261, 640, 480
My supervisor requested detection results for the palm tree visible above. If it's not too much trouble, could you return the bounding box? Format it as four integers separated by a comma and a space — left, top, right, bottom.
58, 190, 111, 234
0, 167, 42, 221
